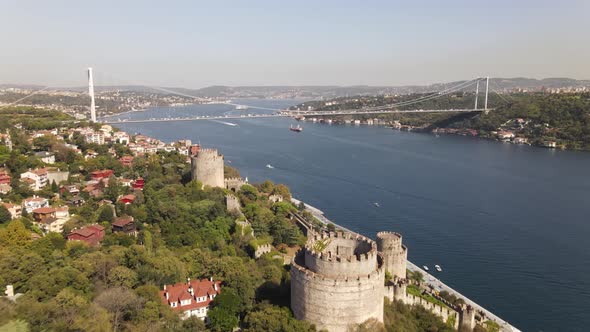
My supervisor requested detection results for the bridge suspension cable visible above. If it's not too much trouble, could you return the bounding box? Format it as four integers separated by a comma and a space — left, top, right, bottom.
0, 86, 52, 110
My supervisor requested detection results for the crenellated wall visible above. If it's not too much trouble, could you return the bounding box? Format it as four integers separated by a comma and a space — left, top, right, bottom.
384, 281, 458, 329
191, 149, 224, 188
291, 231, 384, 332
376, 231, 407, 280
225, 177, 246, 192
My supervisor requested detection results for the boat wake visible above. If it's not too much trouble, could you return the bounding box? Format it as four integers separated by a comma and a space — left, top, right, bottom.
210, 120, 238, 126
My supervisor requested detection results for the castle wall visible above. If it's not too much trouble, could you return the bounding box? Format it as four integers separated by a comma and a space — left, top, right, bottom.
225, 177, 245, 192
376, 232, 407, 279
291, 257, 384, 332
191, 149, 224, 188
384, 284, 458, 330
225, 194, 241, 214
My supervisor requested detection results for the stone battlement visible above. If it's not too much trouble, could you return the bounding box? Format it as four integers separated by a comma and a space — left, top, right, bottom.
197, 149, 223, 160
292, 252, 384, 282
301, 231, 381, 279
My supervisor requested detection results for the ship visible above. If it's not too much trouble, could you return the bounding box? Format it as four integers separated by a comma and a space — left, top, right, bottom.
290, 124, 303, 132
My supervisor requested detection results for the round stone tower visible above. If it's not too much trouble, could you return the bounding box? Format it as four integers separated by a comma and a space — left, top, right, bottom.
191, 149, 224, 188
291, 231, 384, 332
376, 231, 407, 280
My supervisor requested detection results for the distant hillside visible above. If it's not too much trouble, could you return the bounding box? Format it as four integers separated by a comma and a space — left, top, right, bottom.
2, 77, 589, 99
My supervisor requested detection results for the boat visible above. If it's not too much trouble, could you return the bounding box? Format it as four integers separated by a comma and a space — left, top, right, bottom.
423, 266, 429, 271
435, 265, 442, 272
373, 202, 380, 207
290, 124, 303, 132
235, 105, 249, 110
266, 164, 274, 169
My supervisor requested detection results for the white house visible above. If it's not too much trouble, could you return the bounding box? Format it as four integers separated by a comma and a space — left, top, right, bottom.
20, 168, 48, 191
160, 278, 221, 321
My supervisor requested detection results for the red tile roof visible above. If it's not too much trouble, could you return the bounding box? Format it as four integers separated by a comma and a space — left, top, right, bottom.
33, 207, 56, 214
160, 279, 222, 312
112, 216, 134, 227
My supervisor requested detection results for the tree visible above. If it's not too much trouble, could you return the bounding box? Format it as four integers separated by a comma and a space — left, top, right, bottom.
107, 266, 138, 288
94, 287, 143, 332
97, 205, 114, 223
0, 205, 11, 224
208, 306, 239, 332
0, 220, 31, 247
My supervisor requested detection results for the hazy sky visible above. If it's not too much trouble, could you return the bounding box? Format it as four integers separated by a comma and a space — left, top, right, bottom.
1, 0, 589, 88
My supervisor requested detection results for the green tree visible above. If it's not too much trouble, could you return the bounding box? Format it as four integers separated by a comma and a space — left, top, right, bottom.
0, 220, 31, 247
107, 266, 138, 288
97, 205, 114, 223
0, 205, 11, 224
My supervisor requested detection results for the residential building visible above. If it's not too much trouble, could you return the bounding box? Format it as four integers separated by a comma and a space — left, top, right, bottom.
67, 224, 105, 246
1, 203, 22, 219
0, 169, 11, 185
159, 278, 222, 320
34, 151, 56, 164
112, 216, 137, 237
20, 168, 48, 190
0, 184, 11, 194
67, 195, 85, 206
113, 131, 130, 145
119, 194, 136, 205
119, 155, 134, 167
22, 196, 49, 213
85, 132, 105, 145
91, 170, 114, 181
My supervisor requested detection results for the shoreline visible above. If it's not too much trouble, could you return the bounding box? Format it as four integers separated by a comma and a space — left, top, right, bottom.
291, 197, 521, 332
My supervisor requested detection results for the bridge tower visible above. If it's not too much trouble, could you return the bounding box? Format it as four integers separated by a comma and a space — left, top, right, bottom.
88, 67, 96, 122
484, 76, 490, 114
474, 79, 480, 110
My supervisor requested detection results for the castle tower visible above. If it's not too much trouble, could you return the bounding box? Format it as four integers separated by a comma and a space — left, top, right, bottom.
291, 231, 384, 332
459, 305, 476, 331
376, 231, 407, 280
191, 149, 224, 188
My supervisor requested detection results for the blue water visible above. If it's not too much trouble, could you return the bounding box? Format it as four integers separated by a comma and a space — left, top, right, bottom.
110, 99, 590, 332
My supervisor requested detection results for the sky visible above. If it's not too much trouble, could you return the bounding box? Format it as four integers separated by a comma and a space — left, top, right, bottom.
0, 0, 589, 88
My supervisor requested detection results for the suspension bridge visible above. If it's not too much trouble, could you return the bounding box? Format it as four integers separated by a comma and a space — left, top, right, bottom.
1, 68, 504, 123
94, 73, 498, 124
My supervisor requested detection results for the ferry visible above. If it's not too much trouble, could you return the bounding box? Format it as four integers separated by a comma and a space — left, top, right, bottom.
435, 265, 442, 272
290, 124, 303, 132
423, 266, 429, 271
266, 164, 274, 169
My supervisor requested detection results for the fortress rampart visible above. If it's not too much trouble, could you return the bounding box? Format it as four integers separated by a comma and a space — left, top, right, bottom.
291, 231, 384, 332
376, 231, 408, 279
191, 149, 224, 188
304, 231, 378, 277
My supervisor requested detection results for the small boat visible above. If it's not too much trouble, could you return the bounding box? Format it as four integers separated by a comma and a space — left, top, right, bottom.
235, 105, 249, 110
373, 202, 380, 207
290, 124, 303, 132
435, 265, 442, 272
266, 164, 274, 169
423, 266, 429, 271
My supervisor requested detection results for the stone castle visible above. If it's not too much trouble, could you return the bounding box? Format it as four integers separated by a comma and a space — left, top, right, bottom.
291, 229, 475, 332
290, 231, 385, 332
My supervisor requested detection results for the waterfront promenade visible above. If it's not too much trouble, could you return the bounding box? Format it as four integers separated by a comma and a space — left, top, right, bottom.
291, 198, 521, 332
